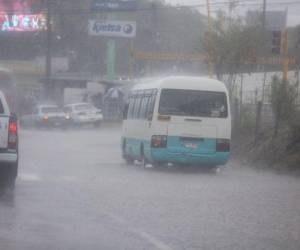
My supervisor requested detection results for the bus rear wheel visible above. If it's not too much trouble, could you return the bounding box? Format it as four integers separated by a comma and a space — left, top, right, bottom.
152, 162, 165, 169
140, 145, 148, 168
211, 166, 220, 174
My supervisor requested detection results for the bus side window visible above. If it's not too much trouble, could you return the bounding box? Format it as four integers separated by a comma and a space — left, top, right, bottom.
0, 100, 4, 114
137, 95, 144, 119
147, 93, 156, 121
139, 95, 149, 120
123, 102, 129, 120
134, 95, 143, 119
127, 97, 134, 119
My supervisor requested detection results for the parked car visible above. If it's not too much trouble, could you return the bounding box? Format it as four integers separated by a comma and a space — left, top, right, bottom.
64, 103, 103, 127
20, 105, 70, 128
0, 91, 18, 187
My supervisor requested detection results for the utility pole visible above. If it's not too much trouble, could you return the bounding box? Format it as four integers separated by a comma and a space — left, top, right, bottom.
255, 0, 267, 145
262, 0, 266, 30
261, 0, 267, 104
45, 0, 53, 99
128, 40, 134, 79
206, 0, 213, 78
106, 12, 116, 82
282, 29, 289, 82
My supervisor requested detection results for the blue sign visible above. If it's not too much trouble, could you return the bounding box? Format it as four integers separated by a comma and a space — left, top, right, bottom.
91, 0, 137, 11
89, 20, 136, 38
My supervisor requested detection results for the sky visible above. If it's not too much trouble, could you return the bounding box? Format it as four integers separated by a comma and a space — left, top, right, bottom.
165, 0, 300, 27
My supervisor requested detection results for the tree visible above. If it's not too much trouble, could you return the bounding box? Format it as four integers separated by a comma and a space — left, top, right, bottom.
271, 75, 297, 137
290, 25, 300, 93
202, 11, 264, 94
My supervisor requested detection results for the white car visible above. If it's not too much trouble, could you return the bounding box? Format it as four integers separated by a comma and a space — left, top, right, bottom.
20, 105, 70, 128
0, 91, 18, 187
64, 103, 103, 127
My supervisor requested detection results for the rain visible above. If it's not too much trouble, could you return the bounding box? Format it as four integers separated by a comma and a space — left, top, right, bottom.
0, 1, 300, 250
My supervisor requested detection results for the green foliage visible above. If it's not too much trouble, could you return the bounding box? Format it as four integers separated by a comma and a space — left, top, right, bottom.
289, 25, 300, 67
202, 11, 264, 80
271, 75, 297, 121
240, 105, 256, 131
271, 75, 298, 137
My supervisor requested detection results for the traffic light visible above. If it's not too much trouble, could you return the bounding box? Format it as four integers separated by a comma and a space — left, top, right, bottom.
271, 31, 281, 55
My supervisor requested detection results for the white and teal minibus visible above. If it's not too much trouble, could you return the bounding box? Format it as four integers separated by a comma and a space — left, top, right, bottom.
121, 76, 231, 169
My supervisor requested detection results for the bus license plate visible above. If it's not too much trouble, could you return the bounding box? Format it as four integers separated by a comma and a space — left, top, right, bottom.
184, 142, 197, 149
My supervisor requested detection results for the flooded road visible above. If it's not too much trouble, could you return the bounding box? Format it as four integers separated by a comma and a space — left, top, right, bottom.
0, 128, 299, 250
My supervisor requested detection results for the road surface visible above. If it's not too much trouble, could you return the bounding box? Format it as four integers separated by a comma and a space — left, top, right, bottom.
0, 127, 299, 250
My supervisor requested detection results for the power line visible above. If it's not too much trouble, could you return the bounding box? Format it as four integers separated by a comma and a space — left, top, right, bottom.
0, 0, 299, 15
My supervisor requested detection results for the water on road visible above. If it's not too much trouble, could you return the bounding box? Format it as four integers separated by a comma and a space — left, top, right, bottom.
0, 128, 299, 250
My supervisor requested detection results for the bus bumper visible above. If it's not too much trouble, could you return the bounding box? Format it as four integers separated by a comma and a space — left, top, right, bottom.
150, 149, 230, 166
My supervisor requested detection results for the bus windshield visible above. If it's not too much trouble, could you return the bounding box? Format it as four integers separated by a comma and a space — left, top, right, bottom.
159, 89, 228, 118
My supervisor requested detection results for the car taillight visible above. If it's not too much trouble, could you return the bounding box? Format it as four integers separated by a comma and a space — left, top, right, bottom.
8, 117, 18, 149
216, 139, 230, 152
43, 115, 49, 122
151, 135, 167, 148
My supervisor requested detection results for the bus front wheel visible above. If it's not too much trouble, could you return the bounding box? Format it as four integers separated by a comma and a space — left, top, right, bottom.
122, 140, 133, 165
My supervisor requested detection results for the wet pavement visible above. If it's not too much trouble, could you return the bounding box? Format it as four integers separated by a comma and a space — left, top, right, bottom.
0, 127, 300, 250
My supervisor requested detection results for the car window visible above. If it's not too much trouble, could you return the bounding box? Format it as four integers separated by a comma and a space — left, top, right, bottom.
75, 104, 94, 111
33, 107, 39, 115
0, 99, 4, 114
64, 107, 72, 113
41, 107, 61, 114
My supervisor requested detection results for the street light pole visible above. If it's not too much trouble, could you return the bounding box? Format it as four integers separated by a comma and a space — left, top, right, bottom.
262, 0, 266, 30
255, 0, 267, 145
45, 0, 53, 99
282, 29, 289, 82
206, 0, 213, 78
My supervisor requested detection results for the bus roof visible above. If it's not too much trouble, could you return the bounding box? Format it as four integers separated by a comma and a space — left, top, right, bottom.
132, 76, 228, 93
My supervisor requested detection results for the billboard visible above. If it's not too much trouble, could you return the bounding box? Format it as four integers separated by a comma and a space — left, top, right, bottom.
91, 0, 137, 11
0, 0, 46, 32
89, 20, 136, 38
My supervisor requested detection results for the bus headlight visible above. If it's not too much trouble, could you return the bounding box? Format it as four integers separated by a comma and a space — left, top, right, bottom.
216, 139, 230, 152
151, 135, 167, 148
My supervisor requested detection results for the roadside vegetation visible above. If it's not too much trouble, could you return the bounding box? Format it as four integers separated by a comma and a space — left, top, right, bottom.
204, 9, 300, 171
233, 75, 300, 171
